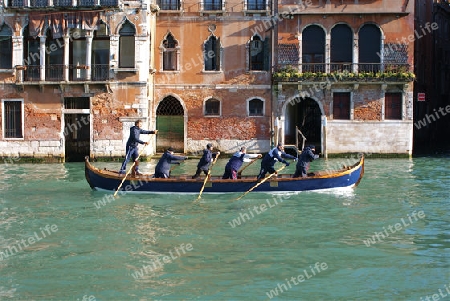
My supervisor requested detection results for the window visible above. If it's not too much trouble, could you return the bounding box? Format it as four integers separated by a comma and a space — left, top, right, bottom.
162, 33, 178, 71
204, 98, 220, 116
247, 0, 265, 10
204, 0, 222, 10
23, 25, 40, 81
45, 29, 64, 81
302, 25, 325, 73
248, 98, 264, 116
158, 0, 180, 10
70, 29, 87, 81
119, 21, 135, 68
92, 23, 110, 80
333, 92, 350, 120
2, 100, 23, 139
330, 24, 353, 72
359, 24, 381, 72
385, 93, 402, 120
249, 35, 269, 71
0, 24, 12, 69
204, 36, 221, 71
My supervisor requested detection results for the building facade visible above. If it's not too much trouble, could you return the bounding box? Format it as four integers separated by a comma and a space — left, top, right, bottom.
273, 0, 415, 157
153, 0, 273, 153
0, 0, 418, 161
0, 0, 156, 161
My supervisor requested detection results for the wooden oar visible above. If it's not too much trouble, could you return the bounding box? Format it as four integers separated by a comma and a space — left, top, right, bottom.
233, 164, 286, 202
114, 143, 148, 197
237, 155, 262, 177
195, 153, 220, 201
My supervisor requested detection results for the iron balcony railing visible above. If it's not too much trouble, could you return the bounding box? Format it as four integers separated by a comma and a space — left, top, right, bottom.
7, 0, 118, 6
274, 63, 414, 81
203, 0, 223, 11
158, 0, 181, 10
17, 64, 110, 82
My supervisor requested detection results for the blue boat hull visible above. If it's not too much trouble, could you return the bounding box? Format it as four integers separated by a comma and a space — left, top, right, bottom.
85, 157, 364, 194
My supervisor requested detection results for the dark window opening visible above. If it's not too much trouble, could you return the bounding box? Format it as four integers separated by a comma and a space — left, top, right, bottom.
247, 0, 265, 10
158, 0, 180, 10
3, 101, 23, 138
330, 24, 353, 72
163, 34, 178, 71
302, 25, 325, 73
250, 36, 265, 71
0, 24, 13, 69
205, 99, 220, 116
204, 36, 220, 71
249, 98, 264, 116
333, 92, 351, 120
359, 24, 381, 72
119, 21, 135, 68
204, 0, 222, 10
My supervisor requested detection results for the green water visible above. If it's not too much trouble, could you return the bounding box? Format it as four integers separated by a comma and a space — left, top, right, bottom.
0, 156, 449, 301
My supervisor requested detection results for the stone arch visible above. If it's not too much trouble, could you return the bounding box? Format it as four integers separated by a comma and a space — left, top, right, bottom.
155, 94, 186, 152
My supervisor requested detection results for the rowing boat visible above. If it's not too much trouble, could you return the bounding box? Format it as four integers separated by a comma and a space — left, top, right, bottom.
84, 156, 364, 194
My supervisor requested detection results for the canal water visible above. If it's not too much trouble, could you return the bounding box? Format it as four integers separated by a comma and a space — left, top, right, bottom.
0, 155, 449, 300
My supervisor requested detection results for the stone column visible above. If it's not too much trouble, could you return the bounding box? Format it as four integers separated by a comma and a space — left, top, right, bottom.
63, 34, 70, 81
85, 32, 93, 80
40, 36, 46, 81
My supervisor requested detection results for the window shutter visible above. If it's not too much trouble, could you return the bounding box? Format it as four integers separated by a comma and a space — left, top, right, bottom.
263, 37, 270, 71
215, 37, 221, 71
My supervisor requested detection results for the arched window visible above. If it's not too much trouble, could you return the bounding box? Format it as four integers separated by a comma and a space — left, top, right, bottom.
162, 33, 178, 71
204, 36, 220, 71
92, 22, 110, 80
248, 98, 264, 116
302, 25, 325, 73
249, 35, 269, 71
23, 25, 40, 81
359, 24, 381, 72
45, 28, 64, 81
204, 98, 220, 116
119, 20, 135, 68
0, 24, 12, 69
330, 24, 353, 72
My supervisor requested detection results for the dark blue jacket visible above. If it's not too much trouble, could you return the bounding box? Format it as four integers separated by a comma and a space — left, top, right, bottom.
155, 151, 186, 177
197, 149, 217, 171
261, 147, 295, 168
297, 147, 318, 167
126, 126, 155, 148
225, 152, 246, 171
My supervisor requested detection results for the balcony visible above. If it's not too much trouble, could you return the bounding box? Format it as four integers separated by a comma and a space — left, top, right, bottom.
273, 63, 415, 83
16, 64, 110, 83
7, 0, 118, 7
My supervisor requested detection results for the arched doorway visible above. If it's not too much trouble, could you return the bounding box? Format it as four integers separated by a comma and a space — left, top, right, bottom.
156, 96, 184, 152
285, 97, 322, 153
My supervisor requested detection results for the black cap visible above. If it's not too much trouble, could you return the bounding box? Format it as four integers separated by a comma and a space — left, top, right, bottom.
207, 143, 213, 149
167, 147, 174, 152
